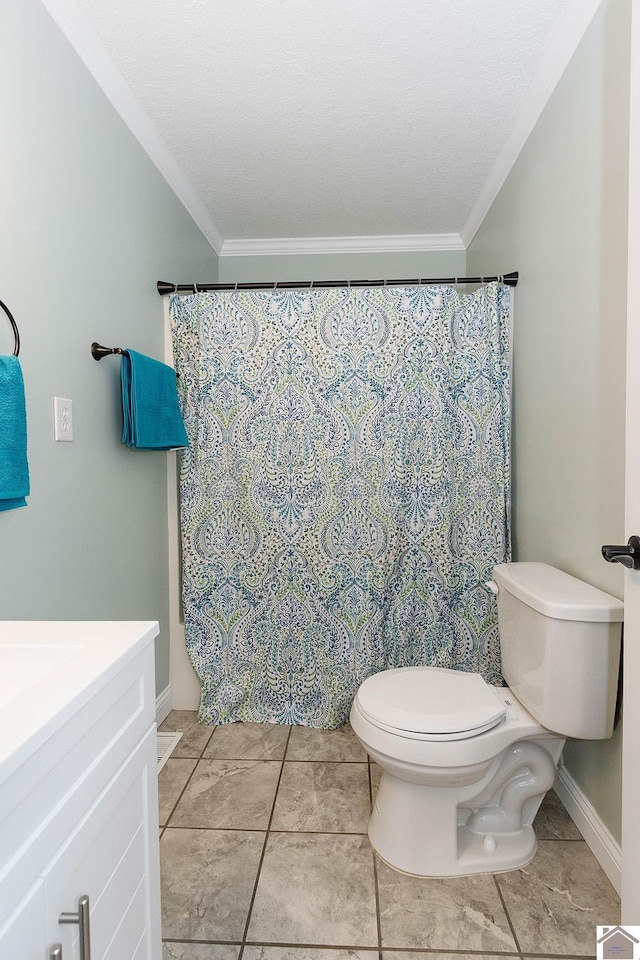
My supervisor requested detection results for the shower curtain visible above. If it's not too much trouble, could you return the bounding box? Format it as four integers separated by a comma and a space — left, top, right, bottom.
170, 282, 511, 727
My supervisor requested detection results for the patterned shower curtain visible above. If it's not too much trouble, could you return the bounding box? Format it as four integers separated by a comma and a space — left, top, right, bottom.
170, 282, 511, 728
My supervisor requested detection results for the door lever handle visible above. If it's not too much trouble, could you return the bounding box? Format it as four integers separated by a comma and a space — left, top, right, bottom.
601, 535, 640, 569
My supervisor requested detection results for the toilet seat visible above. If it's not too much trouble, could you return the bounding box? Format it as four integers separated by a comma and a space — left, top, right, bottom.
355, 666, 506, 741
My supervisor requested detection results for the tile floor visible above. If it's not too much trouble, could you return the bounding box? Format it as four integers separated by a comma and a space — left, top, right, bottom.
158, 711, 620, 960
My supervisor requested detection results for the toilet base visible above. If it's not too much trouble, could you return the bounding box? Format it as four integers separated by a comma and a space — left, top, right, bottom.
370, 820, 538, 878
368, 740, 558, 877
369, 827, 538, 880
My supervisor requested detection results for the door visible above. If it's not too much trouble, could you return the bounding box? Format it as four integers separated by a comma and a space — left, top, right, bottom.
622, 0, 640, 923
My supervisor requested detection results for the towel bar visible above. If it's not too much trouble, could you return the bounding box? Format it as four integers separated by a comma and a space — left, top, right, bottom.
91, 342, 128, 361
91, 342, 179, 380
1, 299, 20, 356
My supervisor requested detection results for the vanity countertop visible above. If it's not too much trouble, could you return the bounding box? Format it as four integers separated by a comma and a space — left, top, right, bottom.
0, 620, 159, 781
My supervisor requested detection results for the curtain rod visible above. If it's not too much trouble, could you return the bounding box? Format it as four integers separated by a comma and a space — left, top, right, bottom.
157, 271, 518, 296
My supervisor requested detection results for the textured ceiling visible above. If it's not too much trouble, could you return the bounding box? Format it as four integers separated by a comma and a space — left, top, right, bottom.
71, 0, 585, 247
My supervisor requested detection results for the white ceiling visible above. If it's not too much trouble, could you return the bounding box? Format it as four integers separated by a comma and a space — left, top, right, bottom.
43, 0, 604, 255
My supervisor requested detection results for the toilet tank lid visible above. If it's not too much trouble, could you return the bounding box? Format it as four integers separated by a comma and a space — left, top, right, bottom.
492, 562, 624, 622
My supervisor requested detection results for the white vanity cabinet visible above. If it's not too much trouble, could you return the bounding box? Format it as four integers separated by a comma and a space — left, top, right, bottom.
0, 621, 162, 960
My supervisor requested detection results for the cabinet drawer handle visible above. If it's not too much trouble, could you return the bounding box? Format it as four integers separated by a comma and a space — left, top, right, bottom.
49, 945, 63, 960
59, 894, 91, 960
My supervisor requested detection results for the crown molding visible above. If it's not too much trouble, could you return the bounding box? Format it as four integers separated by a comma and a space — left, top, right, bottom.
460, 0, 606, 247
220, 233, 466, 257
39, 0, 224, 254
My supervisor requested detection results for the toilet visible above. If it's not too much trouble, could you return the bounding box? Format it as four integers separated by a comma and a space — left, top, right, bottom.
350, 562, 623, 878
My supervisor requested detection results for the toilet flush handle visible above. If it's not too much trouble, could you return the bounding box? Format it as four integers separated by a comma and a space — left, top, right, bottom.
484, 580, 499, 595
601, 536, 640, 570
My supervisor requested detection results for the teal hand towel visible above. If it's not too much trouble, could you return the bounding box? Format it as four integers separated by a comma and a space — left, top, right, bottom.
121, 349, 188, 450
0, 356, 29, 511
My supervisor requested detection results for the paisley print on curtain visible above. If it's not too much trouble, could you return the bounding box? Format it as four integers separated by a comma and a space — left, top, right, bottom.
170, 283, 511, 727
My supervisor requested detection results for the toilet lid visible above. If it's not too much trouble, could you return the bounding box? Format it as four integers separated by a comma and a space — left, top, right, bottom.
356, 666, 506, 738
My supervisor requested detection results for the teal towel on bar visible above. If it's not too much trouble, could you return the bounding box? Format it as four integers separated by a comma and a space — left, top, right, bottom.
0, 356, 29, 511
121, 349, 188, 450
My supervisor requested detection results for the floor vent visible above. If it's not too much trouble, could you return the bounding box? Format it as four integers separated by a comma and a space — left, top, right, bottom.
157, 731, 182, 773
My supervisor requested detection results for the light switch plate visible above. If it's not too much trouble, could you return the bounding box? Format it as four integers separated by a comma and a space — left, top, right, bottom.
54, 397, 73, 441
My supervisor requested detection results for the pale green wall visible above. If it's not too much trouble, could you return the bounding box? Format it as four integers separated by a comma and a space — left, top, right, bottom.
467, 0, 630, 843
219, 250, 466, 284
0, 1, 216, 694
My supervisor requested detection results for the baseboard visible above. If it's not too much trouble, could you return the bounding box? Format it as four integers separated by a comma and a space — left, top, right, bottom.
554, 763, 621, 895
155, 685, 173, 726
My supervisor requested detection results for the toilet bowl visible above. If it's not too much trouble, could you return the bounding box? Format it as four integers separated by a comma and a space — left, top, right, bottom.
350, 562, 623, 878
351, 667, 563, 876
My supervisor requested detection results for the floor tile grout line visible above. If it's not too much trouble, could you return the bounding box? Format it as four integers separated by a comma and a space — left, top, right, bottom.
379, 951, 523, 957
162, 714, 218, 760
492, 871, 523, 958
369, 760, 384, 960
520, 955, 598, 959
272, 757, 368, 763
240, 941, 524, 954
160, 755, 204, 830
162, 937, 243, 946
533, 836, 585, 842
237, 724, 294, 959
379, 949, 522, 956
160, 816, 407, 837
159, 823, 369, 835
163, 939, 590, 958
162, 943, 595, 959
174, 753, 289, 762
166, 936, 531, 955
242, 940, 380, 952
201, 723, 218, 754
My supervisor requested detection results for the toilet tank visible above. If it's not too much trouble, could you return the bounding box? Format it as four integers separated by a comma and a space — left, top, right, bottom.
492, 562, 623, 740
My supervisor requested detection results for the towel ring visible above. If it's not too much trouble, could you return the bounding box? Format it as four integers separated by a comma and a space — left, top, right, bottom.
1, 299, 20, 356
